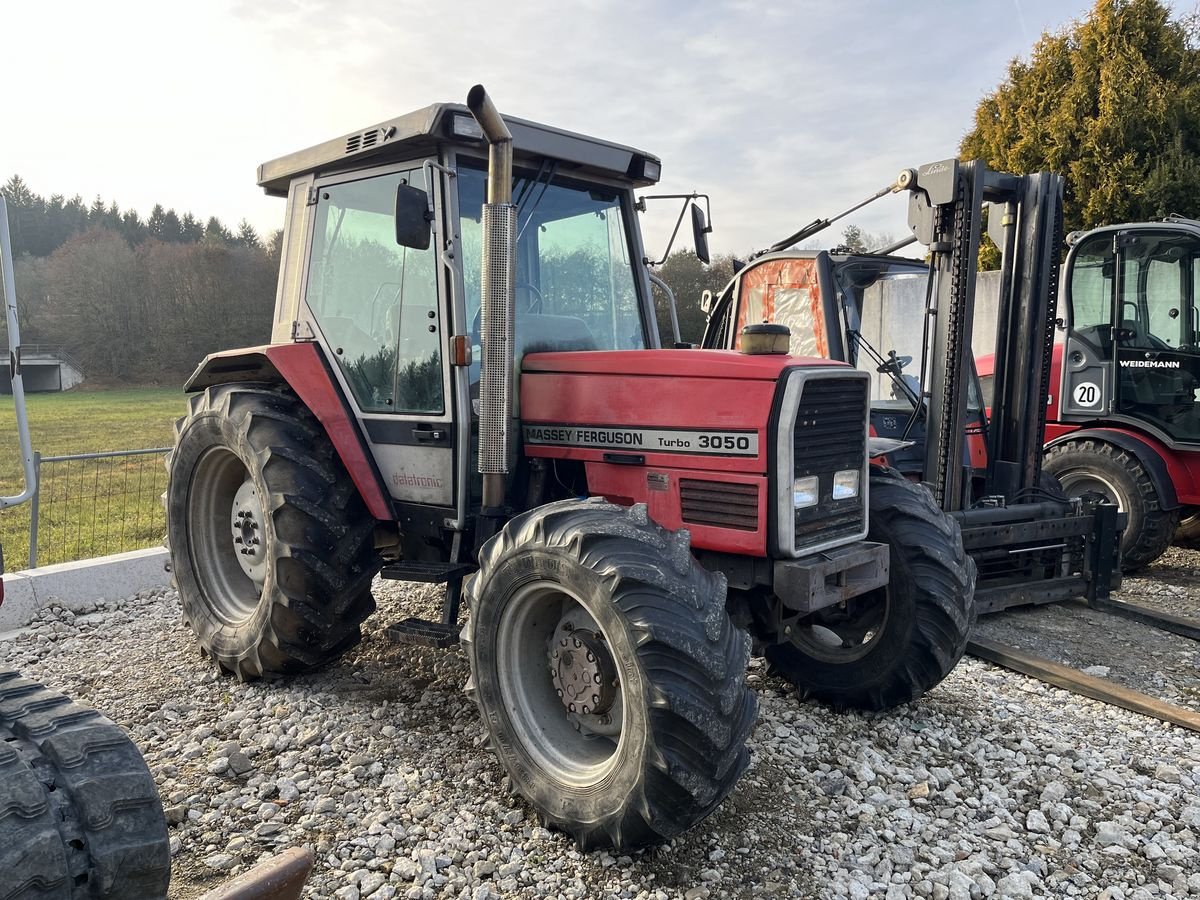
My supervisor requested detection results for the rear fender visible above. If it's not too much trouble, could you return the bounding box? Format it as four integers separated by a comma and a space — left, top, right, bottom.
184, 345, 393, 521
1045, 427, 1181, 510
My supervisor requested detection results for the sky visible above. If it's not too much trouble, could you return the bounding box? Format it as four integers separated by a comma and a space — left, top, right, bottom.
1, 0, 1190, 259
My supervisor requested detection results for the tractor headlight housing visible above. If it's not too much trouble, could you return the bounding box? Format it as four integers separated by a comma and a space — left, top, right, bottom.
832, 469, 860, 501
793, 475, 820, 509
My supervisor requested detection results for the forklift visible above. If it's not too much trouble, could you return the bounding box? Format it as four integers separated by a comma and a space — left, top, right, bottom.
701, 160, 1123, 615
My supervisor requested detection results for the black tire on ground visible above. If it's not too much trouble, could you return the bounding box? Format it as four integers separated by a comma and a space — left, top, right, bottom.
166, 383, 380, 680
0, 670, 170, 899
1043, 439, 1178, 572
764, 467, 976, 712
462, 499, 756, 850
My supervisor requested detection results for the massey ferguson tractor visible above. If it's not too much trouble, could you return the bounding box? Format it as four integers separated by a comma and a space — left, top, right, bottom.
165, 87, 975, 849
703, 163, 1122, 615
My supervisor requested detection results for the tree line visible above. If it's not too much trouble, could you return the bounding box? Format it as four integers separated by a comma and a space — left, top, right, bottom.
1, 176, 279, 383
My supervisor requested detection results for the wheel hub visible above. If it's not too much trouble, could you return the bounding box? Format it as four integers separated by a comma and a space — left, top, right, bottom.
549, 622, 617, 718
230, 480, 267, 586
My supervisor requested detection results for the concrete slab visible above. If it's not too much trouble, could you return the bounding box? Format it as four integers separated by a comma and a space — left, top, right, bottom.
0, 547, 170, 631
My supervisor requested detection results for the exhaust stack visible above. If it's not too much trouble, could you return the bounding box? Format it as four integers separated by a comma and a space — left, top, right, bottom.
467, 85, 517, 512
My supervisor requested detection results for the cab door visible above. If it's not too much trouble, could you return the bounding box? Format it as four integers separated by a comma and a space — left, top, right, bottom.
1062, 227, 1200, 447
299, 161, 456, 511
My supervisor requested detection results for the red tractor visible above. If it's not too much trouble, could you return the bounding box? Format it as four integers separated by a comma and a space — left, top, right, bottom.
1032, 218, 1200, 570
166, 87, 975, 849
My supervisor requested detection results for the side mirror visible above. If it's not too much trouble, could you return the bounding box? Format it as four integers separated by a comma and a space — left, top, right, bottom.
395, 183, 432, 250
690, 203, 711, 265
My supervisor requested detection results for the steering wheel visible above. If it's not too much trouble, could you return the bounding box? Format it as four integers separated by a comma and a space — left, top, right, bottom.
517, 281, 544, 314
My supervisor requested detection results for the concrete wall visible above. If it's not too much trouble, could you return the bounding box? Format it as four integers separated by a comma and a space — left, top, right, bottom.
0, 547, 170, 633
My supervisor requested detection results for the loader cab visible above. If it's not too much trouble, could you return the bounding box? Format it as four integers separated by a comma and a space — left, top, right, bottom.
701, 251, 986, 476
1059, 221, 1200, 448
258, 103, 662, 536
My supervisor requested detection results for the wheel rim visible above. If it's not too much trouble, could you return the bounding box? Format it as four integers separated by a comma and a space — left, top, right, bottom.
1056, 470, 1126, 513
187, 447, 264, 625
788, 590, 889, 664
495, 581, 625, 787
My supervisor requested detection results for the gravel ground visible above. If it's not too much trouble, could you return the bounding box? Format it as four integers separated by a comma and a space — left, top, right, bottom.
2, 578, 1200, 900
975, 548, 1200, 712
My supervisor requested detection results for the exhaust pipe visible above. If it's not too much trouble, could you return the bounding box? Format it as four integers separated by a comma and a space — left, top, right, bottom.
467, 85, 516, 513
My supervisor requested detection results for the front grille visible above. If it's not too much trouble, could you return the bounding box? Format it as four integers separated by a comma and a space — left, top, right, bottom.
680, 479, 758, 531
792, 377, 867, 551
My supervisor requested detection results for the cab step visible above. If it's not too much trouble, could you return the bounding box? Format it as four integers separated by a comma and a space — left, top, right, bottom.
379, 561, 475, 584
385, 618, 460, 648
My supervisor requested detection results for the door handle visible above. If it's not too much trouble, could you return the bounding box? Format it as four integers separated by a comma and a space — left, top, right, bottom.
415, 429, 446, 443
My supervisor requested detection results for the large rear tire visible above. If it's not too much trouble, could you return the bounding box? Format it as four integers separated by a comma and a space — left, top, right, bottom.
166, 383, 379, 680
764, 467, 975, 711
462, 499, 756, 850
1043, 439, 1177, 572
0, 670, 170, 899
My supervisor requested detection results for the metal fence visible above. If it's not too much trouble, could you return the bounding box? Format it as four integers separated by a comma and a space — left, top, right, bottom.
19, 447, 171, 568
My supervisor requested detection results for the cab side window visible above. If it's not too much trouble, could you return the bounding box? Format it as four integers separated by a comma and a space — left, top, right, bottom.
306, 168, 443, 414
1069, 234, 1115, 353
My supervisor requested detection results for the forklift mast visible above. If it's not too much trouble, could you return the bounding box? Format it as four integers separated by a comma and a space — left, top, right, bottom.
909, 161, 1063, 509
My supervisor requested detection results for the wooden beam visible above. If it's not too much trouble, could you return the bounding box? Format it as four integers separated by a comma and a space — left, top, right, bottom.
1074, 597, 1200, 643
966, 637, 1200, 733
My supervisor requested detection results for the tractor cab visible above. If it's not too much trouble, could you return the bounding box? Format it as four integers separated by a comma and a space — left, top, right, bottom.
1058, 220, 1200, 445
701, 250, 988, 478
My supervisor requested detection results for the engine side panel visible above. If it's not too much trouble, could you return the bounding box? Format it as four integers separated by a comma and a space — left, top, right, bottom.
521, 352, 792, 556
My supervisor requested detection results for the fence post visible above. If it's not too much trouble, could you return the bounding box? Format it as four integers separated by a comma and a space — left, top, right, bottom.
28, 450, 40, 569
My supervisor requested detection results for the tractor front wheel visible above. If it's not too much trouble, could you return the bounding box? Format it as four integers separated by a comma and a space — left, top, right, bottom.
763, 467, 975, 712
166, 383, 379, 680
462, 500, 756, 850
1043, 439, 1177, 572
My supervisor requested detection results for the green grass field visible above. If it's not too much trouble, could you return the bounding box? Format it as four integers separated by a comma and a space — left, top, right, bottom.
0, 388, 187, 570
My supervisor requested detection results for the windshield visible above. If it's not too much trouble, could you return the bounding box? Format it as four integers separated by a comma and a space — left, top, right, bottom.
458, 158, 646, 360
839, 260, 931, 408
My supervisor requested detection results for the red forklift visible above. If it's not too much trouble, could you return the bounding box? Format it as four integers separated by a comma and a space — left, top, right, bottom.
701, 161, 1123, 614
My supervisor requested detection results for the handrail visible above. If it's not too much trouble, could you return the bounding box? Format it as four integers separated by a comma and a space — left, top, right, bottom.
1, 195, 38, 509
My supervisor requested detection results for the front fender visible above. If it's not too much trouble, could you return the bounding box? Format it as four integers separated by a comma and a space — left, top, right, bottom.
184, 344, 392, 521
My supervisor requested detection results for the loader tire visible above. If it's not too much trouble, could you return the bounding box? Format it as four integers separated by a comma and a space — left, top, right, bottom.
462, 499, 756, 850
1175, 508, 1200, 549
0, 669, 170, 899
765, 467, 975, 712
1043, 439, 1177, 572
166, 383, 380, 680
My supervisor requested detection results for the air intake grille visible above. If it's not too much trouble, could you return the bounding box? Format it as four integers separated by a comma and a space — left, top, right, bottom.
345, 129, 382, 154
680, 480, 758, 531
792, 377, 868, 550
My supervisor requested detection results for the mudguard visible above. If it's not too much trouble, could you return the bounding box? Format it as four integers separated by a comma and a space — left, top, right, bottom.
184, 344, 392, 520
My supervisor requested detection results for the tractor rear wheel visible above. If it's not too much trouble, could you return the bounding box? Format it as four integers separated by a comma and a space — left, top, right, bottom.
1043, 439, 1177, 572
764, 467, 975, 712
462, 499, 756, 850
0, 670, 170, 899
166, 383, 379, 680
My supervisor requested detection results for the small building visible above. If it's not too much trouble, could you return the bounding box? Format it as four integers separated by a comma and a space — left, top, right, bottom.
0, 345, 85, 393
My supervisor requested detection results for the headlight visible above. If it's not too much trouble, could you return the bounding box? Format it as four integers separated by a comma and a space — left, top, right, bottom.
793, 475, 820, 509
832, 469, 860, 500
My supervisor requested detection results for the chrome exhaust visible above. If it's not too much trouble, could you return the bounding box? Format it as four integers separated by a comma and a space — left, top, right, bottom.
467, 85, 516, 511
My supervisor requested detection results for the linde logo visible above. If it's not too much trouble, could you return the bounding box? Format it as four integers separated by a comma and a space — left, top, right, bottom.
1120, 360, 1182, 369
922, 163, 949, 176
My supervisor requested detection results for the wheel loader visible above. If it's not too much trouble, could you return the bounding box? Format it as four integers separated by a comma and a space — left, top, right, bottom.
166, 86, 976, 850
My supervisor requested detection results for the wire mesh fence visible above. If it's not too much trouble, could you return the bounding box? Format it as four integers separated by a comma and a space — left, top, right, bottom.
1, 447, 171, 570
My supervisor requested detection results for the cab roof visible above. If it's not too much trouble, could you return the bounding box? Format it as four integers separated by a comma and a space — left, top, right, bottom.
256, 102, 662, 197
